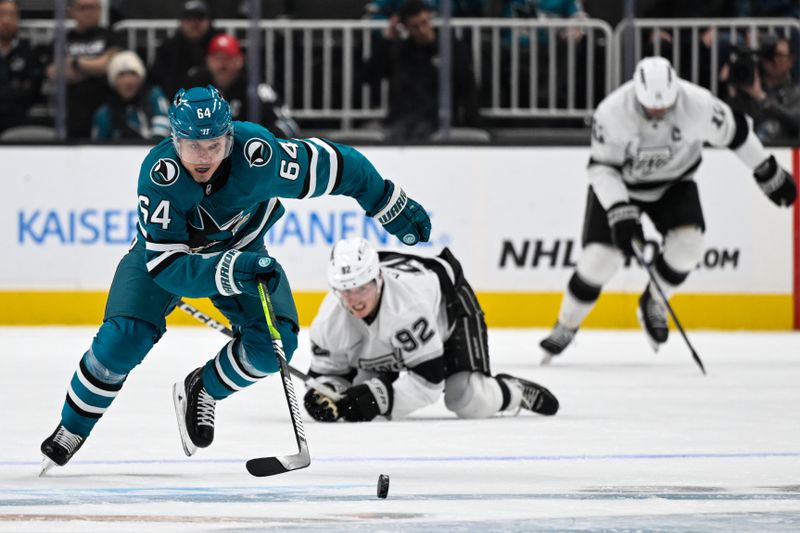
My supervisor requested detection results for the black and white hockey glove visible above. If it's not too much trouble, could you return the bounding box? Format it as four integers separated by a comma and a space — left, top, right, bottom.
754, 155, 796, 208
304, 388, 340, 422
336, 378, 393, 422
607, 202, 644, 258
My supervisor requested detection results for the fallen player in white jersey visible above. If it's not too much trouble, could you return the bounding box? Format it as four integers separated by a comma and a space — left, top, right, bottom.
303, 238, 559, 422
540, 56, 796, 363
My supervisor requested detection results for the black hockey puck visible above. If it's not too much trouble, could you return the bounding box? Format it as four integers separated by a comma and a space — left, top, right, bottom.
377, 474, 390, 499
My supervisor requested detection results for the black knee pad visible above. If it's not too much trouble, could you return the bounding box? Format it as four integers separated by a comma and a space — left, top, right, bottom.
655, 254, 690, 286
568, 272, 602, 303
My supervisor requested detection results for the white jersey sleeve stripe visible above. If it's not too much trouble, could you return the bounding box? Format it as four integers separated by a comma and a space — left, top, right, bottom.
145, 241, 191, 253
301, 140, 319, 200
146, 249, 186, 273
309, 137, 339, 197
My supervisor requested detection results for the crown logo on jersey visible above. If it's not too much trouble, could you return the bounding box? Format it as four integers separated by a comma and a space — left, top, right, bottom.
149, 158, 180, 186
244, 138, 272, 168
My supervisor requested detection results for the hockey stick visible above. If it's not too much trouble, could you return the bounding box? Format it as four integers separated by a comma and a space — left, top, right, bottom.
245, 280, 311, 477
176, 300, 342, 400
631, 241, 707, 375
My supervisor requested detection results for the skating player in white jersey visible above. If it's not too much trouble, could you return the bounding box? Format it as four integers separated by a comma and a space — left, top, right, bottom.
303, 238, 559, 422
540, 56, 796, 363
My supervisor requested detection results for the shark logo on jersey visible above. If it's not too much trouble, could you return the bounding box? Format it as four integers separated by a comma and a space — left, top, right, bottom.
244, 138, 272, 168
187, 206, 248, 252
150, 158, 180, 186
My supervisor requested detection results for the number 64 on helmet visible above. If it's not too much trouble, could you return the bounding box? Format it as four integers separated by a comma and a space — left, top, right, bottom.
168, 85, 234, 165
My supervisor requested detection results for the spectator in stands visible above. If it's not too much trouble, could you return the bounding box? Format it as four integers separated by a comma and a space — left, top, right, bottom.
494, 0, 587, 44
733, 0, 799, 18
733, 0, 800, 81
91, 50, 169, 141
185, 33, 299, 138
489, 0, 593, 109
724, 35, 799, 143
44, 0, 120, 139
638, 0, 736, 91
364, 0, 481, 141
149, 0, 221, 99
0, 0, 43, 134
366, 0, 486, 19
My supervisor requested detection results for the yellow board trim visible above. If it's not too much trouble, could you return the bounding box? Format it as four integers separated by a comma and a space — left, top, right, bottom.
0, 291, 792, 330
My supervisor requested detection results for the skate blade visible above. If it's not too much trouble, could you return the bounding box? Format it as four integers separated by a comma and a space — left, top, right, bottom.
636, 308, 662, 354
39, 456, 57, 477
172, 382, 198, 457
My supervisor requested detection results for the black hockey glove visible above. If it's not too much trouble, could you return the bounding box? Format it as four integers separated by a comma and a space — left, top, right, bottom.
303, 388, 340, 422
754, 155, 796, 208
607, 202, 644, 258
368, 181, 431, 246
229, 250, 282, 296
336, 378, 393, 422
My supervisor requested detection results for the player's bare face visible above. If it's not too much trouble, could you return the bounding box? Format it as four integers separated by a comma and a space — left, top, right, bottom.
338, 281, 380, 320
178, 137, 226, 183
643, 106, 670, 120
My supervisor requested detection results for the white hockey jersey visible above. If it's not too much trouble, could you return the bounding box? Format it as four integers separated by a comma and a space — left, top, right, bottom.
588, 79, 739, 207
309, 254, 456, 419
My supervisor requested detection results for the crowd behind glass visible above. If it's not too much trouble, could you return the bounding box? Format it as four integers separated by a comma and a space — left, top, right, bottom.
0, 0, 797, 143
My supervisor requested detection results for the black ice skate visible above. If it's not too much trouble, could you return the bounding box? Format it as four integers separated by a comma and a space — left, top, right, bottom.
40, 424, 85, 476
173, 367, 216, 457
496, 374, 559, 416
539, 322, 577, 365
637, 286, 669, 351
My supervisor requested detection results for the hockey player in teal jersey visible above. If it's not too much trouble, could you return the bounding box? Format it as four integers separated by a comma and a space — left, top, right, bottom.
39, 85, 431, 474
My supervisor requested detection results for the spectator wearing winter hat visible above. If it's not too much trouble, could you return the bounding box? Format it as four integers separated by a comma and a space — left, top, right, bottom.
149, 0, 222, 99
186, 32, 300, 138
91, 50, 169, 141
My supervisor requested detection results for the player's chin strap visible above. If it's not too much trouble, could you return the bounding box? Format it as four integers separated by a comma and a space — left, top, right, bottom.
176, 300, 343, 401
630, 240, 707, 376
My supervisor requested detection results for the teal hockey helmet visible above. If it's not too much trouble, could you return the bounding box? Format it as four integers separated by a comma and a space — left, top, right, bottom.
169, 85, 234, 165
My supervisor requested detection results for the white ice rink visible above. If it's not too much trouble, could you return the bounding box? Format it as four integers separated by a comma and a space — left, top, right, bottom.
2, 326, 799, 532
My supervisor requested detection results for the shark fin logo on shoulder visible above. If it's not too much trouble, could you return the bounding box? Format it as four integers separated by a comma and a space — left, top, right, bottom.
244, 138, 272, 168
150, 158, 180, 186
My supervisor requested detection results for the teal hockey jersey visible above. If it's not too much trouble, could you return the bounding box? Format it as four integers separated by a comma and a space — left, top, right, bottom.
136, 121, 391, 298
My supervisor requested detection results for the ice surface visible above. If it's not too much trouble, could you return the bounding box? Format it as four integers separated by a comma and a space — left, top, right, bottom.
2, 326, 799, 532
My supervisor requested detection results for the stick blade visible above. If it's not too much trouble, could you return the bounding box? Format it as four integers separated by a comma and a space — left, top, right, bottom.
246, 453, 310, 477
691, 349, 707, 375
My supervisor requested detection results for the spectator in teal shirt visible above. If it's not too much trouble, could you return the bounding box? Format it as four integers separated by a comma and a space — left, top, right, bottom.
499, 0, 586, 45
92, 51, 169, 141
